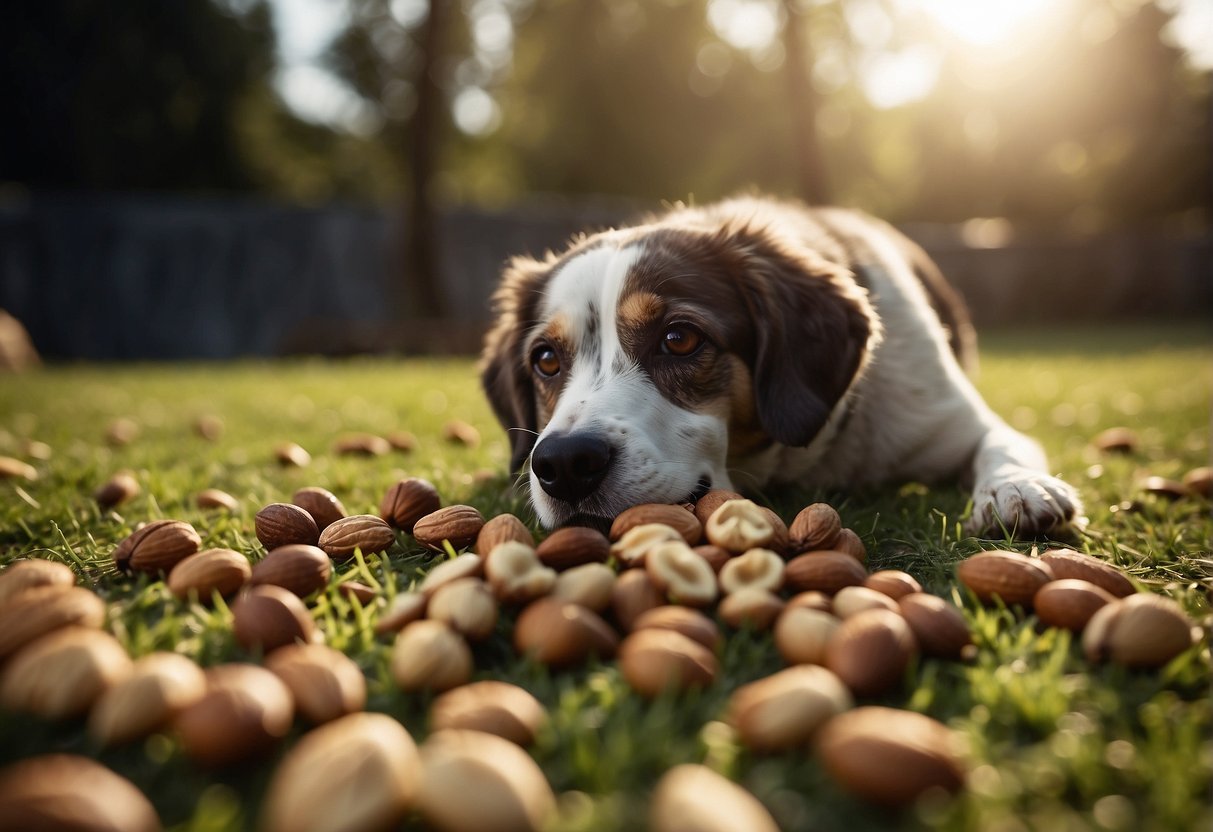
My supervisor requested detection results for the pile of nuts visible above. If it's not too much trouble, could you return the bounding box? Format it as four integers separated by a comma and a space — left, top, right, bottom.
0, 472, 1204, 831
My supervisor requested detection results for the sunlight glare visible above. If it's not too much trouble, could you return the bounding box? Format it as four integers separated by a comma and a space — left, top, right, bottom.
903, 0, 1058, 46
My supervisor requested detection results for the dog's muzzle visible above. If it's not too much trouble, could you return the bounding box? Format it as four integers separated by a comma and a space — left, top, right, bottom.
530, 432, 613, 505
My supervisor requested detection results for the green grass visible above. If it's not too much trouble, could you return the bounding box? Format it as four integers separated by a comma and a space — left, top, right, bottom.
1, 322, 1210, 832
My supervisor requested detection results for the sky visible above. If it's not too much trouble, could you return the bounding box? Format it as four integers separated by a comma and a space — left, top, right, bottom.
267, 0, 1213, 131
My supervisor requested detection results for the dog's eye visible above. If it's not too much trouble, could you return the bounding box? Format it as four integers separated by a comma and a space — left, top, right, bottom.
531, 345, 561, 378
661, 323, 704, 357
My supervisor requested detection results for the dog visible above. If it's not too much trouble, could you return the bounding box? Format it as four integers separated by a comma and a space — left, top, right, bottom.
480, 196, 1082, 535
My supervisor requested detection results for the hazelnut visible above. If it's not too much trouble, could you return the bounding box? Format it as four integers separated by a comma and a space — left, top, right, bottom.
898, 593, 972, 659
89, 652, 206, 746
645, 541, 718, 607
0, 628, 132, 719
728, 665, 853, 752
429, 680, 547, 746
618, 628, 718, 697
175, 664, 294, 766
265, 643, 367, 724
825, 609, 917, 697
419, 553, 484, 596
373, 591, 428, 636
832, 586, 900, 619
632, 605, 720, 651
705, 499, 775, 553
484, 543, 556, 604
513, 598, 619, 667
391, 620, 473, 692
863, 570, 923, 600
475, 513, 534, 555
717, 548, 784, 595
427, 578, 499, 641
719, 588, 785, 631
774, 606, 841, 665
552, 562, 616, 613
692, 488, 744, 527
1034, 579, 1116, 632
789, 503, 842, 552
0, 755, 160, 832
232, 585, 316, 652
609, 523, 684, 568
536, 525, 611, 570
610, 569, 665, 631
292, 486, 347, 532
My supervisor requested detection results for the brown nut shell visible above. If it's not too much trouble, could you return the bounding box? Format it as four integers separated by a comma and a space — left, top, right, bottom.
789, 503, 841, 553
265, 643, 367, 724
379, 478, 441, 533
292, 486, 347, 532
1082, 593, 1194, 668
94, 472, 140, 509
784, 551, 867, 595
514, 598, 619, 667
476, 513, 534, 556
632, 605, 720, 651
825, 609, 917, 697
719, 588, 785, 631
373, 591, 428, 635
774, 606, 841, 665
412, 505, 485, 551
232, 585, 316, 653
956, 550, 1054, 607
1038, 549, 1134, 598
650, 764, 779, 832
196, 488, 239, 512
1034, 579, 1115, 632
0, 585, 106, 660
611, 569, 664, 631
420, 553, 484, 597
391, 620, 473, 692
175, 664, 294, 765
113, 519, 202, 574
429, 680, 547, 746
864, 570, 923, 600
318, 514, 396, 560
0, 558, 75, 605
0, 627, 132, 719
169, 548, 251, 602
693, 489, 745, 527
618, 628, 718, 697
252, 544, 333, 598
536, 525, 611, 570
89, 652, 206, 746
898, 593, 972, 659
610, 504, 702, 545
255, 503, 320, 551
0, 754, 160, 832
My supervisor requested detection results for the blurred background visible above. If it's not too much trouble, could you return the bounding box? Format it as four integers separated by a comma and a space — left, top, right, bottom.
0, 0, 1209, 362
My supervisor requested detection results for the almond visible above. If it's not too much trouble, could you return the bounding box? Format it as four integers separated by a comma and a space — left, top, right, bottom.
718, 548, 784, 595
610, 569, 664, 631
418, 730, 555, 832
789, 503, 842, 553
610, 504, 702, 545
832, 586, 900, 619
196, 488, 239, 511
374, 591, 427, 635
650, 764, 779, 832
693, 488, 744, 526
412, 505, 485, 551
430, 680, 547, 746
261, 713, 420, 832
391, 620, 473, 692
774, 606, 840, 665
333, 433, 390, 456
292, 486, 347, 531
0, 585, 106, 660
514, 598, 619, 667
898, 593, 972, 659
825, 609, 917, 697
175, 664, 294, 765
957, 550, 1054, 607
265, 643, 367, 724
379, 478, 441, 533
0, 456, 37, 481
552, 562, 616, 612
0, 558, 75, 605
113, 519, 202, 574
0, 627, 132, 719
817, 707, 965, 806
705, 499, 775, 553
168, 548, 251, 601
475, 513, 534, 555
1034, 579, 1116, 632
784, 551, 867, 595
646, 541, 718, 607
420, 553, 485, 597
94, 472, 140, 508
864, 570, 923, 600
728, 665, 853, 752
0, 755, 160, 832
719, 588, 785, 630
1082, 593, 1194, 668
633, 605, 720, 651
275, 441, 312, 467
609, 523, 684, 568
618, 627, 718, 697
1038, 549, 1134, 598
251, 544, 332, 597
484, 543, 555, 604
428, 578, 499, 641
318, 514, 396, 559
232, 585, 316, 652
256, 503, 320, 551
833, 528, 867, 563
88, 652, 207, 746
536, 525, 610, 570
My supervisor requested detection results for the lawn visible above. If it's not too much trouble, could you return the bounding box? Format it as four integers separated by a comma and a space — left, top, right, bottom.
0, 321, 1210, 832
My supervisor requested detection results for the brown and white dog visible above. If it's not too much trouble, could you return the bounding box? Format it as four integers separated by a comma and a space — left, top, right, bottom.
481, 197, 1081, 535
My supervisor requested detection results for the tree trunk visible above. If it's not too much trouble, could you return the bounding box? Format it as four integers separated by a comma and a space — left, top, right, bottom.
781, 1, 830, 205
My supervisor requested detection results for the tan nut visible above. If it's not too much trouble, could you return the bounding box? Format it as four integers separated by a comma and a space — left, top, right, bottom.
618, 628, 718, 698
0, 627, 132, 719
1038, 549, 1134, 598
429, 680, 547, 746
898, 593, 972, 659
833, 528, 867, 563
514, 598, 619, 667
419, 553, 485, 597
232, 584, 316, 652
705, 499, 775, 553
255, 503, 320, 551
774, 606, 841, 666
0, 456, 37, 481
89, 652, 206, 746
825, 609, 917, 697
692, 489, 744, 527
333, 433, 390, 456
484, 543, 555, 604
1034, 579, 1115, 632
265, 643, 367, 724
552, 562, 616, 613
610, 504, 702, 545
427, 578, 499, 641
864, 570, 923, 600
94, 472, 140, 509
0, 558, 75, 606
176, 664, 294, 765
609, 523, 684, 568
1082, 593, 1194, 668
0, 755, 160, 832
391, 620, 473, 692
195, 488, 239, 512
692, 544, 731, 572
785, 590, 833, 614
645, 541, 718, 607
610, 569, 664, 631
632, 605, 720, 651
832, 586, 900, 619
168, 548, 251, 602
728, 665, 853, 752
719, 588, 785, 631
0, 585, 106, 660
650, 764, 779, 832
373, 591, 428, 635
718, 548, 784, 595
784, 551, 867, 595
275, 441, 312, 467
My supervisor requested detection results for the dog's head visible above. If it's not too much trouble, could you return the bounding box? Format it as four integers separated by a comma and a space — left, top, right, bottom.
481, 201, 878, 528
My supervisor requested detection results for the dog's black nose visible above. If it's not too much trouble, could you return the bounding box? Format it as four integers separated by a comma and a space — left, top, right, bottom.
531, 433, 612, 504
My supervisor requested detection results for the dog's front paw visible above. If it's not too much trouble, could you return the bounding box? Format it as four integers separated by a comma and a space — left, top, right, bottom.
968, 467, 1084, 537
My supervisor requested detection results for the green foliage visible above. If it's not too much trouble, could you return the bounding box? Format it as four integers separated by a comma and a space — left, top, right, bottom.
0, 323, 1210, 831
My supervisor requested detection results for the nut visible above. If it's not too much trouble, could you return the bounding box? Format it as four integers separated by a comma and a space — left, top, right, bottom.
418, 729, 555, 832
275, 442, 312, 467
790, 503, 841, 553
774, 606, 840, 665
193, 414, 224, 440
1034, 579, 1116, 632
475, 513, 534, 555
610, 569, 664, 631
650, 764, 779, 832
0, 755, 160, 832
261, 712, 420, 832
786, 590, 833, 613
718, 548, 784, 595
784, 551, 867, 595
379, 478, 441, 533
825, 609, 917, 697
168, 548, 251, 602
633, 605, 720, 651
374, 591, 428, 635
719, 588, 785, 630
484, 543, 555, 604
761, 508, 790, 555
94, 472, 140, 508
0, 585, 106, 660
817, 707, 965, 806
430, 680, 547, 746
391, 620, 473, 692
89, 652, 206, 746
196, 488, 239, 511
864, 570, 923, 600
536, 525, 611, 570
610, 504, 702, 545
704, 499, 775, 553
292, 486, 347, 531
609, 523, 685, 568
728, 665, 853, 752
1183, 465, 1212, 498
1038, 549, 1134, 598
1092, 426, 1138, 454
0, 558, 75, 605
318, 514, 396, 560
898, 593, 972, 659
1141, 475, 1190, 500
105, 417, 139, 446
255, 503, 320, 551
0, 627, 132, 719
513, 598, 619, 667
832, 586, 900, 619
113, 519, 202, 574
552, 562, 616, 612
693, 488, 744, 526
265, 643, 367, 724
1082, 593, 1194, 668
333, 432, 390, 456
692, 544, 731, 572
442, 419, 481, 447
0, 456, 37, 481
175, 664, 294, 765
338, 581, 378, 605
645, 541, 718, 607
428, 578, 499, 641
412, 505, 485, 551
388, 431, 417, 452
618, 628, 718, 697
957, 550, 1054, 607
833, 528, 867, 563
232, 584, 316, 652
251, 544, 333, 598
420, 553, 485, 597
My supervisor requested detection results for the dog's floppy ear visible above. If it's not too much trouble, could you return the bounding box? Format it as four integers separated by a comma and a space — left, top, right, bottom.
480, 254, 552, 473
720, 222, 880, 448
